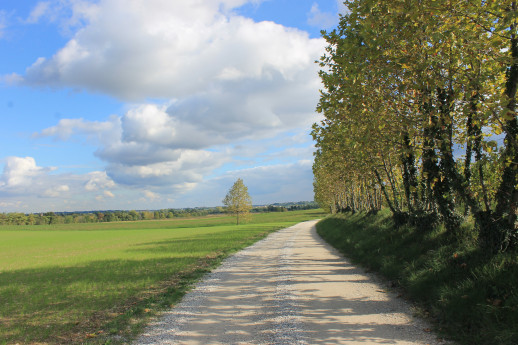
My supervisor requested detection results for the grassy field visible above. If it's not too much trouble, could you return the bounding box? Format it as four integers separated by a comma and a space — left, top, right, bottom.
317, 210, 518, 345
0, 209, 324, 344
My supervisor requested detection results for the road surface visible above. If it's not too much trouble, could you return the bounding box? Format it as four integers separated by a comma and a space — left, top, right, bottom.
136, 220, 450, 344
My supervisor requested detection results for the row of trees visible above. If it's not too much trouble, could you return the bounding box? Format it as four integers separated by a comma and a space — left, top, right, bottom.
0, 201, 319, 226
313, 0, 518, 252
0, 208, 223, 226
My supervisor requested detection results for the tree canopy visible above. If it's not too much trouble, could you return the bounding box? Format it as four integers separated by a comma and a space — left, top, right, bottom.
223, 178, 253, 225
313, 0, 518, 253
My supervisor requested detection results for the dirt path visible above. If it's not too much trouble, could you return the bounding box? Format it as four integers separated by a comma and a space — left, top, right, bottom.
136, 220, 451, 344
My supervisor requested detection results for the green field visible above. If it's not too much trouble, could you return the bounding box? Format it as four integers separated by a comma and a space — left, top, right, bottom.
0, 210, 324, 344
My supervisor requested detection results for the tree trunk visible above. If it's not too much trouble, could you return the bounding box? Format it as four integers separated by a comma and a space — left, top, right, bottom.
493, 10, 518, 250
374, 168, 396, 214
401, 132, 419, 212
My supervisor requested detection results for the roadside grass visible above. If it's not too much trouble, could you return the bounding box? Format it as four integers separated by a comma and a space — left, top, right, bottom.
316, 210, 518, 345
0, 209, 325, 344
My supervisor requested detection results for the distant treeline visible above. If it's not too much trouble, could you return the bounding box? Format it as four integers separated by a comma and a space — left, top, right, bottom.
0, 201, 319, 226
255, 201, 320, 213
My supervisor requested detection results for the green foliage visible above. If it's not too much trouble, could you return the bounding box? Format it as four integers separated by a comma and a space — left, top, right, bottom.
223, 178, 253, 225
0, 203, 321, 228
313, 0, 518, 252
0, 209, 325, 344
0, 208, 226, 226
317, 211, 518, 345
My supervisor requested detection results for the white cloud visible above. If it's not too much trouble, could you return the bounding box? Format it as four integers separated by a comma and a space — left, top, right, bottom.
0, 157, 52, 189
25, 1, 52, 24
16, 0, 324, 101
4, 0, 324, 211
21, 0, 324, 170
104, 190, 115, 198
37, 111, 228, 190
0, 150, 314, 212
35, 106, 317, 206
84, 171, 115, 191
23, 0, 100, 33
42, 185, 70, 198
0, 157, 128, 212
105, 149, 226, 188
36, 117, 116, 141
122, 104, 176, 146
143, 190, 160, 200
37, 98, 316, 191
28, 0, 324, 197
307, 3, 337, 29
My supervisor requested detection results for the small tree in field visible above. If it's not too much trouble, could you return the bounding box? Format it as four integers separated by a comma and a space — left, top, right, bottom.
223, 178, 252, 225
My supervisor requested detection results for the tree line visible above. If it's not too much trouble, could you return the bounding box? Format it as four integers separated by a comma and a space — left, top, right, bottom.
313, 0, 517, 253
0, 202, 319, 226
0, 208, 219, 225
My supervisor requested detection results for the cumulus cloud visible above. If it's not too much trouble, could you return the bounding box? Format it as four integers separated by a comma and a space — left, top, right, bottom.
84, 171, 116, 191
105, 149, 226, 188
0, 156, 110, 202
16, 0, 324, 101
37, 99, 316, 191
38, 112, 230, 189
0, 156, 124, 212
26, 0, 324, 197
37, 106, 316, 200
0, 157, 54, 190
18, 0, 324, 139
121, 104, 176, 146
7, 0, 326, 210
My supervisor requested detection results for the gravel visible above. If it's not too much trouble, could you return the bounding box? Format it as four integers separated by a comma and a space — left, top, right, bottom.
135, 221, 453, 345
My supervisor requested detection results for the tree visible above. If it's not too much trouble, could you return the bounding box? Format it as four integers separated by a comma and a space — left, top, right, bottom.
314, 0, 518, 251
223, 178, 252, 225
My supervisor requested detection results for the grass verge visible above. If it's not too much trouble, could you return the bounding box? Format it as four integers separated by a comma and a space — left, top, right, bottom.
0, 209, 325, 344
316, 210, 518, 345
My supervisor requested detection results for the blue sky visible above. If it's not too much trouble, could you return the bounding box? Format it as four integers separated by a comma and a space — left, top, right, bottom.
0, 0, 345, 212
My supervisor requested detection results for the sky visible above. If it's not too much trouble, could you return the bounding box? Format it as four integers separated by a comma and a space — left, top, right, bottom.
0, 0, 346, 213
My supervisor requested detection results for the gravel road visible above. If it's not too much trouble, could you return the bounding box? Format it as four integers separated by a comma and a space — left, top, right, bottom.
135, 220, 451, 344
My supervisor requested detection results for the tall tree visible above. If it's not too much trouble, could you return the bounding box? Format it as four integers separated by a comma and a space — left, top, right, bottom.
314, 0, 518, 251
223, 178, 252, 225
